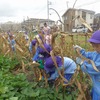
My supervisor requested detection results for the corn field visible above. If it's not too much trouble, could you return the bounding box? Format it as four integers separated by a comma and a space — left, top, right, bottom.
0, 32, 93, 100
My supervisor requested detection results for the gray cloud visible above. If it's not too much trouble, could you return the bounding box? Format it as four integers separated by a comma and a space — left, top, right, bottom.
0, 0, 100, 23
0, 2, 19, 17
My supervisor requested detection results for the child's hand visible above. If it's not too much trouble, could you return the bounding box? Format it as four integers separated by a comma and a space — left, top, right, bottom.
48, 70, 59, 80
76, 57, 83, 65
35, 35, 39, 38
73, 45, 82, 50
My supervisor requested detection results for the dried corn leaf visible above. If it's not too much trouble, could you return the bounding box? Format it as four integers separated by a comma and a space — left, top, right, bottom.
79, 16, 93, 32
4, 49, 10, 56
90, 60, 99, 72
77, 95, 84, 100
76, 79, 86, 100
50, 50, 68, 83
21, 60, 26, 72
16, 45, 23, 53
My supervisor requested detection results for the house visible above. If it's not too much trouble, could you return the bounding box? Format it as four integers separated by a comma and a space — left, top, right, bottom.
62, 8, 95, 32
21, 18, 55, 32
94, 13, 100, 30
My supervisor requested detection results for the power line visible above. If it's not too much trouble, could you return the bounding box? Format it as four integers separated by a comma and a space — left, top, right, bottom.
76, 0, 100, 8
33, 5, 47, 17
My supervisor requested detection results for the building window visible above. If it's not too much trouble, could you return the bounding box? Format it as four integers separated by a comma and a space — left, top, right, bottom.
64, 16, 67, 20
72, 16, 74, 20
82, 16, 86, 20
90, 23, 93, 26
90, 15, 93, 19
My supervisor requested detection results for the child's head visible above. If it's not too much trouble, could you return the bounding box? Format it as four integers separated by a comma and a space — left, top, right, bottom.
88, 30, 100, 53
44, 56, 62, 72
90, 42, 100, 53
44, 23, 47, 27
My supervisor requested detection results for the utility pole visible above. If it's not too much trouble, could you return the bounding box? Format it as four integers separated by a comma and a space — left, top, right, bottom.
47, 0, 49, 25
66, 1, 69, 9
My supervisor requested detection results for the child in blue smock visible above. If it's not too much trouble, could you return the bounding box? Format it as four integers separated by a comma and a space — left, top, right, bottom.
44, 56, 77, 83
8, 34, 16, 52
29, 34, 52, 63
74, 30, 100, 100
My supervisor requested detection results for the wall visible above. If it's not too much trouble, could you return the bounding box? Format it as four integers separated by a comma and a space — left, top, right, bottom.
86, 13, 94, 25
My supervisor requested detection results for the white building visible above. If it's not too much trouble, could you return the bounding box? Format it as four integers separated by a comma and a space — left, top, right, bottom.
62, 8, 95, 32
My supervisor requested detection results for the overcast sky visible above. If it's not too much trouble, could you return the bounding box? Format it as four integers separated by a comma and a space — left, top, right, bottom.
0, 0, 100, 23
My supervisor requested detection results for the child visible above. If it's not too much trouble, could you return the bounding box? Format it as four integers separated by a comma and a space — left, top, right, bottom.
44, 34, 52, 45
73, 30, 100, 100
44, 56, 77, 84
24, 31, 29, 41
42, 23, 51, 35
42, 23, 51, 45
8, 33, 16, 52
29, 34, 52, 63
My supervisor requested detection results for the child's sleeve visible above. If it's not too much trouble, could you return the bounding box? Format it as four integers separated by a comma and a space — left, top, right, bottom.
29, 39, 37, 53
48, 70, 59, 80
80, 49, 93, 59
81, 61, 100, 75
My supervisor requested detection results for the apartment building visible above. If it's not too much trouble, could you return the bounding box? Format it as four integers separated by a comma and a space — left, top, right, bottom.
62, 8, 95, 32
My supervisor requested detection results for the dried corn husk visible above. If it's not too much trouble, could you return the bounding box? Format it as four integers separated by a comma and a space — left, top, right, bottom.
78, 16, 93, 32
50, 50, 68, 83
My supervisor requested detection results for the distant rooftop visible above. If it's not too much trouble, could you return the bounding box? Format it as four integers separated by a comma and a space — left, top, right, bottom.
62, 8, 95, 17
94, 13, 100, 17
25, 18, 55, 23
78, 9, 95, 14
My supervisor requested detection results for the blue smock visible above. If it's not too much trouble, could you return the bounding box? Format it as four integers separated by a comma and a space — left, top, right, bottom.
48, 57, 77, 81
8, 38, 16, 51
80, 49, 100, 99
